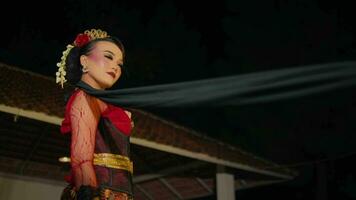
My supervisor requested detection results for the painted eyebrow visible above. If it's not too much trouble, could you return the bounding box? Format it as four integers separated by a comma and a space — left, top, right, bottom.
104, 50, 115, 55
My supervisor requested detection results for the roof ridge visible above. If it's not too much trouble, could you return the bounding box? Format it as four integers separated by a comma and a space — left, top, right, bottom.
131, 108, 279, 163
0, 62, 56, 82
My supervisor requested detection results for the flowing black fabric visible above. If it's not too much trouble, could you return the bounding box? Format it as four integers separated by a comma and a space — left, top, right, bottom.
76, 61, 356, 107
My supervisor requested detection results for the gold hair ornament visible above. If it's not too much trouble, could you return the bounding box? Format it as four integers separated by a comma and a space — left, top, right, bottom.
56, 29, 109, 88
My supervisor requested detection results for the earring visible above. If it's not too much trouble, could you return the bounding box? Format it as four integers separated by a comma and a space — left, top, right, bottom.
82, 66, 89, 73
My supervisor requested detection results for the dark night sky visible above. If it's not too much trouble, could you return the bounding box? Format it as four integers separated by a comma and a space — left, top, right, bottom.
1, 0, 356, 199
1, 0, 356, 75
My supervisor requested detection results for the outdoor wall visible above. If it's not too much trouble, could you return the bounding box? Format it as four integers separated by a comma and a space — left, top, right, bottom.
0, 173, 66, 200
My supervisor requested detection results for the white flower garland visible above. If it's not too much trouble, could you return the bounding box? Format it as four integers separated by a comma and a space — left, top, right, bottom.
56, 44, 74, 88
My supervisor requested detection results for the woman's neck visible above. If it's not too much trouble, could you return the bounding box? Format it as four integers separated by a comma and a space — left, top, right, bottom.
80, 76, 104, 90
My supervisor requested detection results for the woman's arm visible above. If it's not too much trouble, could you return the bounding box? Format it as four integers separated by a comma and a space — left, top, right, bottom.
69, 91, 105, 189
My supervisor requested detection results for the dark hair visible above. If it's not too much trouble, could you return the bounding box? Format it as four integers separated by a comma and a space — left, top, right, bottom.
65, 37, 125, 85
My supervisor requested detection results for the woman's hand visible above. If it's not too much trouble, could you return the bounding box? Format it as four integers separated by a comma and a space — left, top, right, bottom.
124, 110, 131, 119
124, 110, 134, 128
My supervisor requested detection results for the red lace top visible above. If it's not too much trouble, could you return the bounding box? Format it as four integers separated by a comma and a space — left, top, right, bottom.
60, 89, 133, 190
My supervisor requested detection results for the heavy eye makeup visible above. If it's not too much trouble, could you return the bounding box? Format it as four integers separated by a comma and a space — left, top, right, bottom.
105, 54, 123, 68
104, 54, 113, 60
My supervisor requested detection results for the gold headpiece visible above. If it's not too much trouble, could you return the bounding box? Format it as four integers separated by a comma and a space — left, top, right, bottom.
83, 29, 108, 40
56, 29, 109, 88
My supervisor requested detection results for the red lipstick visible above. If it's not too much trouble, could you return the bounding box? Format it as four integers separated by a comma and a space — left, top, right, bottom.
107, 72, 115, 78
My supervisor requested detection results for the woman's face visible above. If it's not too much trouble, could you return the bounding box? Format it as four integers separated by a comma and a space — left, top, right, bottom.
80, 41, 123, 89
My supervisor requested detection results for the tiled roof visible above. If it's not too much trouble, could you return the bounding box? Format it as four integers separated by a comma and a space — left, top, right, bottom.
0, 62, 297, 199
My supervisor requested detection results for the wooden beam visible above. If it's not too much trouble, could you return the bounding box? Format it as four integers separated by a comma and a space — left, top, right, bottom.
196, 178, 213, 194
0, 104, 62, 125
131, 138, 294, 180
235, 179, 287, 190
133, 161, 204, 183
135, 185, 154, 200
159, 178, 183, 200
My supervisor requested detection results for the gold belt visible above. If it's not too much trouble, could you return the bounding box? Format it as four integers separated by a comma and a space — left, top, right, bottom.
59, 153, 133, 174
94, 153, 133, 174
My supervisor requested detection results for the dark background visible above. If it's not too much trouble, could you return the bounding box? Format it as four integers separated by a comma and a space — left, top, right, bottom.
1, 0, 356, 199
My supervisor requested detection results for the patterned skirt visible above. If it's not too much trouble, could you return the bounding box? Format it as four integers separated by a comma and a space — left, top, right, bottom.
61, 184, 133, 200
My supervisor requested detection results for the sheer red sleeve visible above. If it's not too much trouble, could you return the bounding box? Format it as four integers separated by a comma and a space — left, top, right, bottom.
69, 91, 106, 189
